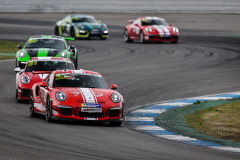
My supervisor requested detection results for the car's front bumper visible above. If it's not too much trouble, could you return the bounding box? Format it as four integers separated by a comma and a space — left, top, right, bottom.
144, 32, 179, 42
75, 29, 108, 38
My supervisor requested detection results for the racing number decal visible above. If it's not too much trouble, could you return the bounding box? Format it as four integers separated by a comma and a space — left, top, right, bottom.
28, 39, 37, 43
28, 61, 37, 66
133, 27, 139, 34
55, 74, 66, 80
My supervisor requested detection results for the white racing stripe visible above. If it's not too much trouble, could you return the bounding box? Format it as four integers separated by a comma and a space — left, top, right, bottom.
79, 88, 96, 103
153, 25, 170, 36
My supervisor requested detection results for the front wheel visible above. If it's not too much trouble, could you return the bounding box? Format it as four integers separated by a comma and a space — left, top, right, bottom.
45, 97, 53, 122
139, 30, 145, 43
29, 92, 36, 117
109, 122, 122, 126
124, 29, 133, 43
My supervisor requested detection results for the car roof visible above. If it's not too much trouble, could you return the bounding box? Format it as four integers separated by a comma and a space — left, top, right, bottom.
70, 14, 94, 18
30, 57, 71, 61
28, 35, 64, 40
53, 69, 101, 76
139, 17, 164, 20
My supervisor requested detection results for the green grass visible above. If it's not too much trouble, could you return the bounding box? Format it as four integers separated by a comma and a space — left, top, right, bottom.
186, 101, 240, 143
0, 40, 24, 60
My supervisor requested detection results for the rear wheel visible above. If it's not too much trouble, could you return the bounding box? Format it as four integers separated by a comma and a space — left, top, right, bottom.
45, 97, 53, 122
109, 122, 122, 126
124, 29, 133, 43
55, 26, 59, 36
70, 27, 76, 38
29, 92, 36, 117
139, 30, 145, 43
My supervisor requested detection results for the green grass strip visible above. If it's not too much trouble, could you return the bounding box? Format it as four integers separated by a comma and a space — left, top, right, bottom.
156, 99, 240, 148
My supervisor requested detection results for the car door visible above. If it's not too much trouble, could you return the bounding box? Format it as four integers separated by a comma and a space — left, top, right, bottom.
131, 19, 141, 38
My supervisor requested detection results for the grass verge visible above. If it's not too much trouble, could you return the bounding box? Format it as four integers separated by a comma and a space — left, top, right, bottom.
0, 40, 24, 60
186, 101, 240, 143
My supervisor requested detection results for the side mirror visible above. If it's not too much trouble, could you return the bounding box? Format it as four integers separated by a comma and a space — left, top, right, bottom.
17, 45, 22, 49
111, 84, 117, 90
70, 45, 76, 50
169, 23, 173, 26
39, 82, 48, 88
98, 20, 101, 23
134, 23, 139, 27
14, 67, 21, 72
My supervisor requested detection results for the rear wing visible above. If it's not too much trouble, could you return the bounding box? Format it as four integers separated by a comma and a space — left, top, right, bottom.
32, 71, 52, 75
127, 20, 134, 23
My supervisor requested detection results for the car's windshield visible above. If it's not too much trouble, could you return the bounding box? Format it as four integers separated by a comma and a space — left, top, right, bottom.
25, 39, 66, 49
72, 17, 97, 23
25, 60, 74, 72
53, 74, 108, 89
142, 19, 168, 26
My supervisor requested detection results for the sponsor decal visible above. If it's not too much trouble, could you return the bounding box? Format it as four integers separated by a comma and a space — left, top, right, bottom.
95, 92, 103, 97
133, 27, 140, 34
81, 103, 101, 108
28, 39, 37, 43
71, 92, 80, 97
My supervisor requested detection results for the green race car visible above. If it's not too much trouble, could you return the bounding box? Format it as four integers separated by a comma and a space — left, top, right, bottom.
16, 35, 78, 69
54, 14, 108, 39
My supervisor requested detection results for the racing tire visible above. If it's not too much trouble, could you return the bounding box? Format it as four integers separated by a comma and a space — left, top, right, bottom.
55, 26, 59, 36
109, 122, 122, 126
16, 90, 21, 103
29, 92, 36, 117
45, 97, 53, 122
70, 27, 76, 38
139, 30, 146, 43
124, 29, 133, 43
171, 41, 178, 44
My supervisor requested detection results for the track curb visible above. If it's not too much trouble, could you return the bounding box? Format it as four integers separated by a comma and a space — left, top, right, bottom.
125, 91, 240, 153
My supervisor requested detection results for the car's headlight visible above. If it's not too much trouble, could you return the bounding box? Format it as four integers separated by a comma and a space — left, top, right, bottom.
145, 27, 152, 32
111, 93, 120, 103
59, 51, 67, 58
21, 75, 30, 84
56, 91, 67, 101
78, 24, 84, 29
19, 51, 26, 58
173, 27, 179, 32
102, 24, 108, 30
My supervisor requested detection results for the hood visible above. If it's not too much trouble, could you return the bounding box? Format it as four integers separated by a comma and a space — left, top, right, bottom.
58, 87, 110, 103
24, 48, 65, 57
76, 22, 103, 30
150, 25, 172, 36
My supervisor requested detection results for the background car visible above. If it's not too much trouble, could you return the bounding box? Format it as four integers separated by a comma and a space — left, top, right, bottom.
15, 57, 75, 102
124, 17, 179, 43
16, 35, 78, 69
54, 14, 108, 40
29, 69, 123, 126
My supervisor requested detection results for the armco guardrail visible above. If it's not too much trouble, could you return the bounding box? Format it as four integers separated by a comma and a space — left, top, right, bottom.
0, 0, 240, 13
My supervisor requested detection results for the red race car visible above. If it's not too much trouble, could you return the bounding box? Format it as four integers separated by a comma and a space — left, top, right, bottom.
124, 16, 179, 43
29, 69, 124, 126
15, 57, 75, 102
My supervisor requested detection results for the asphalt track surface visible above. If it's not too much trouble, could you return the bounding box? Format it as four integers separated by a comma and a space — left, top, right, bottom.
0, 13, 240, 160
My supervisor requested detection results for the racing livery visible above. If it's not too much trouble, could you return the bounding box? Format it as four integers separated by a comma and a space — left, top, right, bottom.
29, 69, 123, 126
16, 35, 78, 69
54, 14, 108, 39
15, 57, 75, 102
124, 17, 179, 43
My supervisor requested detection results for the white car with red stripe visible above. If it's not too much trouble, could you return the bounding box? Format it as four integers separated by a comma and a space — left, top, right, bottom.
124, 16, 179, 43
15, 57, 75, 102
29, 69, 124, 126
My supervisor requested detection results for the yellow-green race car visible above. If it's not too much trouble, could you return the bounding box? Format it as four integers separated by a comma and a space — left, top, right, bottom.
54, 14, 108, 40
16, 35, 78, 69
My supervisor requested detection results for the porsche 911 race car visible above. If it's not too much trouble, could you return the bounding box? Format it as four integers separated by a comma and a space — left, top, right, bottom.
15, 57, 75, 102
124, 17, 179, 43
54, 14, 108, 40
16, 35, 78, 69
29, 69, 123, 126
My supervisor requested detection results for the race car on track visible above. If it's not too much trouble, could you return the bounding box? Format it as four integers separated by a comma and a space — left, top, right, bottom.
15, 57, 75, 102
29, 69, 123, 126
16, 35, 78, 69
54, 14, 108, 40
124, 17, 179, 43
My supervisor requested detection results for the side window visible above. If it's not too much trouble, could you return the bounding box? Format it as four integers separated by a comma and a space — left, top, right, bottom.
45, 77, 49, 86
133, 19, 139, 25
